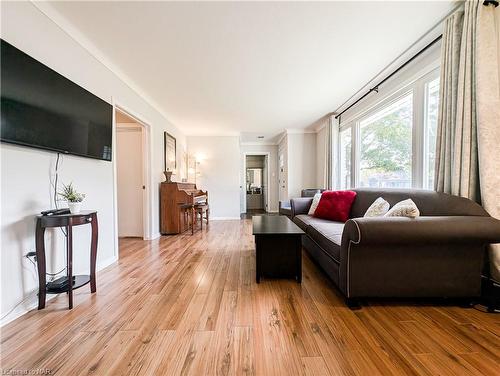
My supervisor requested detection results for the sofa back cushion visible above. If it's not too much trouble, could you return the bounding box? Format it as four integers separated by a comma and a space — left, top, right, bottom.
350, 188, 488, 218
301, 189, 325, 197
314, 190, 357, 222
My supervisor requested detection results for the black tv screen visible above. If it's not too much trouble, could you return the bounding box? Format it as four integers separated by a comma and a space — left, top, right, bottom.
1, 39, 112, 161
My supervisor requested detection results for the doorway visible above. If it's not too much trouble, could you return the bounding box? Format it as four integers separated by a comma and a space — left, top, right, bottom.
115, 109, 145, 239
244, 154, 269, 214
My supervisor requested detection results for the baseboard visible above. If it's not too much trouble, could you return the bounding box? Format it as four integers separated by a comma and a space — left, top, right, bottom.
0, 255, 118, 327
210, 217, 241, 220
144, 232, 161, 240
98, 255, 118, 270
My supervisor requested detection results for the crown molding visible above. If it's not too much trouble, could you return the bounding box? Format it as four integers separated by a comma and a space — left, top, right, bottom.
240, 142, 278, 146
186, 132, 241, 137
30, 1, 179, 130
285, 128, 317, 135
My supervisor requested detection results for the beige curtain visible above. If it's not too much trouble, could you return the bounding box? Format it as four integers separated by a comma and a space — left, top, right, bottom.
476, 4, 500, 282
328, 115, 338, 190
435, 3, 480, 201
435, 1, 500, 282
315, 115, 334, 190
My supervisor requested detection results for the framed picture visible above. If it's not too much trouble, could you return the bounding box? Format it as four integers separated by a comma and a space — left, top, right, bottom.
164, 132, 176, 171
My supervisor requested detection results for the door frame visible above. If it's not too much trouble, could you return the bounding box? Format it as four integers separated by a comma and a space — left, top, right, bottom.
242, 152, 271, 213
112, 101, 154, 259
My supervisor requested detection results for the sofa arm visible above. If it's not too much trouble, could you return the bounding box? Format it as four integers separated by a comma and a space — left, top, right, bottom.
342, 216, 500, 246
290, 198, 313, 217
279, 200, 290, 210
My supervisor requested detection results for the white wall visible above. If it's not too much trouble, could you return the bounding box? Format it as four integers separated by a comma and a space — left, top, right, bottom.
0, 2, 186, 325
497, 6, 500, 93
286, 133, 317, 199
187, 136, 241, 219
240, 144, 279, 213
116, 123, 143, 237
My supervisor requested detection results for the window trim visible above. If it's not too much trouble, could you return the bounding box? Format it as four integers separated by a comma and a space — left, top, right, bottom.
422, 72, 440, 190
336, 66, 440, 190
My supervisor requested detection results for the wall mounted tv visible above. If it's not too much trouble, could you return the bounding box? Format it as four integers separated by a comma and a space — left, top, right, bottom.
1, 39, 112, 161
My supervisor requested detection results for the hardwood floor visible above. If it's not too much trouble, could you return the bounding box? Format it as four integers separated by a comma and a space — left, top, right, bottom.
1, 219, 499, 375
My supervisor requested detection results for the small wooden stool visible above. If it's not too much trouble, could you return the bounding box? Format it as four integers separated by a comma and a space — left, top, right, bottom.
194, 204, 209, 230
179, 203, 195, 234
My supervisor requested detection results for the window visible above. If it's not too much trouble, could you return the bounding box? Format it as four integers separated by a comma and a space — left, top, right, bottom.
424, 77, 439, 189
339, 127, 352, 189
334, 68, 440, 190
359, 93, 413, 188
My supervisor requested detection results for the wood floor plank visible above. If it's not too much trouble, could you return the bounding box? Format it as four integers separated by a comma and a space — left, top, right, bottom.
301, 356, 330, 376
1, 220, 499, 376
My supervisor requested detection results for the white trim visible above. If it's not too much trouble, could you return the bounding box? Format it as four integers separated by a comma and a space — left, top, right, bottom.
112, 101, 155, 252
242, 152, 272, 214
286, 128, 316, 134
146, 232, 161, 241
336, 61, 440, 190
116, 126, 143, 133
240, 142, 278, 146
186, 132, 241, 137
98, 255, 119, 270
30, 1, 176, 127
0, 255, 118, 327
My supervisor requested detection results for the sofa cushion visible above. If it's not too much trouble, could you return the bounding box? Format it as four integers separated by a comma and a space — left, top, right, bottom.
385, 198, 420, 218
314, 190, 357, 222
364, 197, 390, 217
293, 214, 334, 232
308, 193, 322, 215
306, 221, 345, 262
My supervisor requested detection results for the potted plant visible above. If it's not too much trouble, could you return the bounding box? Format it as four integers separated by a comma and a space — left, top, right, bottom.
58, 183, 86, 214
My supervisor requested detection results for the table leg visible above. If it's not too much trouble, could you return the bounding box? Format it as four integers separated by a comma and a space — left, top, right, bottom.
66, 223, 73, 309
35, 220, 46, 309
191, 206, 195, 235
90, 213, 98, 293
255, 236, 261, 283
296, 236, 302, 283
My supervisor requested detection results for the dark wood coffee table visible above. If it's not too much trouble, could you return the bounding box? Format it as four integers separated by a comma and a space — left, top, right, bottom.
252, 215, 305, 283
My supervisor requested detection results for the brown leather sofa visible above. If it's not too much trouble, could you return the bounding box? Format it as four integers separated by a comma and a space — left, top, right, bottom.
291, 188, 500, 307
279, 189, 325, 217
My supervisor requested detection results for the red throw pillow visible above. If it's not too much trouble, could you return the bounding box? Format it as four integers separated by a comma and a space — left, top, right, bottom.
313, 190, 357, 222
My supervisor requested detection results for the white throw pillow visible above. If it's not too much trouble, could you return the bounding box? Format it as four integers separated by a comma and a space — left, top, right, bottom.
364, 197, 390, 217
308, 193, 322, 215
384, 199, 420, 218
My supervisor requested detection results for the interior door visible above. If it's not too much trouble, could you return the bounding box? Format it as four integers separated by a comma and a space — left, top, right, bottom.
116, 125, 144, 237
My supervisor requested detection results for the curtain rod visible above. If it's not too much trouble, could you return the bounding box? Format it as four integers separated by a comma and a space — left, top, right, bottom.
483, 1, 499, 7
334, 1, 497, 121
334, 34, 442, 121
332, 2, 469, 122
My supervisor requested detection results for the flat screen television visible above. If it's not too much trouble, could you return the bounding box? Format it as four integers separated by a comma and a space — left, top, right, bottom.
1, 39, 112, 161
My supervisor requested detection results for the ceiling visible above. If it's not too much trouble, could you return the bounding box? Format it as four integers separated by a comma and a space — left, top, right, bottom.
45, 1, 454, 137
